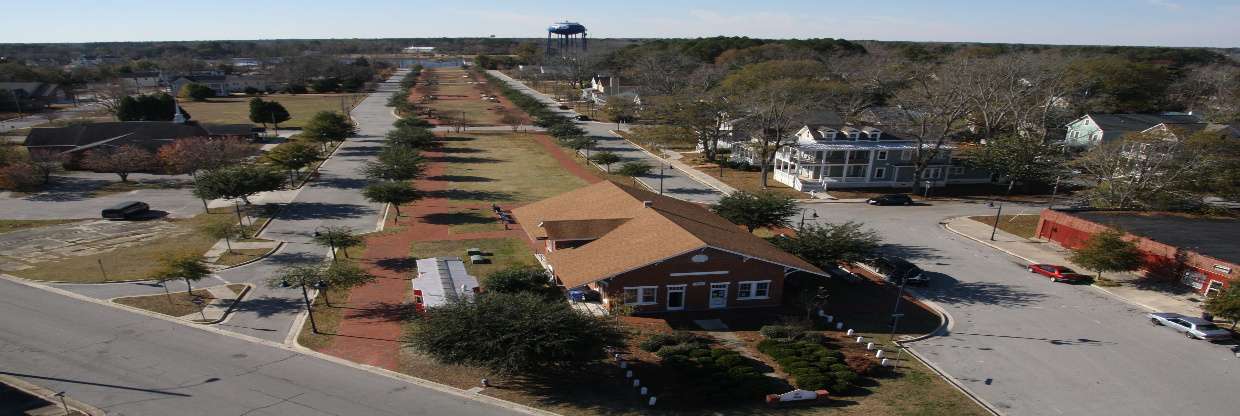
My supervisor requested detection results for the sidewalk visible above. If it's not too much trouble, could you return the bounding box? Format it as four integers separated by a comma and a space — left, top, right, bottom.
943, 216, 1204, 316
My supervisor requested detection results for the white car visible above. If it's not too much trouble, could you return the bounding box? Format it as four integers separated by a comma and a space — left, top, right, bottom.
1148, 312, 1232, 340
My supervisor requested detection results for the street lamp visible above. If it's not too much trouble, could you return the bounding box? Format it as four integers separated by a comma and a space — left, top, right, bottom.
799, 209, 819, 230
53, 391, 68, 416
659, 164, 672, 195
1048, 176, 1062, 208
988, 200, 1004, 241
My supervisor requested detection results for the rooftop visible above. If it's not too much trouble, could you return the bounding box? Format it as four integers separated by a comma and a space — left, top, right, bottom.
1071, 210, 1240, 265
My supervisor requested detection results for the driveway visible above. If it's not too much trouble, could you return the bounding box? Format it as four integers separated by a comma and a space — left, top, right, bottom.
487, 70, 722, 204
54, 70, 405, 343
800, 200, 1240, 416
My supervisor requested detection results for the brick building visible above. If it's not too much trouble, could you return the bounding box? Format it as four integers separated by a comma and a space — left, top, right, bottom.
1037, 209, 1239, 295
513, 181, 825, 314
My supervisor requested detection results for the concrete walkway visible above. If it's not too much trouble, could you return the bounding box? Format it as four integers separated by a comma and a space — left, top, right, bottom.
202, 240, 279, 263
176, 284, 245, 322
944, 216, 1205, 316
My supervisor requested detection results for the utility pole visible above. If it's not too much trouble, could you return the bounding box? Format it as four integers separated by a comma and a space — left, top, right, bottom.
990, 201, 1004, 241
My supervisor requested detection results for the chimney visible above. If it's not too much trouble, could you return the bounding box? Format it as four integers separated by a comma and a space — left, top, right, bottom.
643, 201, 653, 208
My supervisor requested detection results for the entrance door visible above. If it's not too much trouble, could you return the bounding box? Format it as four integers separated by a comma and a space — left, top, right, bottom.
667, 285, 685, 311
708, 283, 728, 309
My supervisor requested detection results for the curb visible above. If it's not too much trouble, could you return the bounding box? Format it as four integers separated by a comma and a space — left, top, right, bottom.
899, 346, 1003, 416
213, 242, 284, 271
0, 374, 107, 416
608, 129, 733, 196
941, 217, 1169, 313
205, 283, 253, 325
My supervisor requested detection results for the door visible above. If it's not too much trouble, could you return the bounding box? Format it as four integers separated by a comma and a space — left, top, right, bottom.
667, 285, 685, 311
708, 283, 728, 309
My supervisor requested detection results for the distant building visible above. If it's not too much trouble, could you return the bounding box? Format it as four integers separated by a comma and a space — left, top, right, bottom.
23, 121, 255, 166
170, 75, 273, 96
118, 71, 163, 91
1037, 209, 1240, 296
581, 74, 641, 106
1063, 113, 1203, 149
402, 46, 436, 54
0, 82, 69, 108
231, 58, 261, 68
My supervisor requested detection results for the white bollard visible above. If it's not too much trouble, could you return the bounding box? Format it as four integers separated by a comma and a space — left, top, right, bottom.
856, 336, 864, 343
866, 342, 874, 350
640, 387, 648, 396
826, 315, 834, 323
619, 361, 627, 369
876, 349, 885, 358
836, 322, 844, 330
881, 358, 890, 366
649, 397, 657, 406
846, 329, 854, 336
633, 379, 640, 388
625, 370, 633, 379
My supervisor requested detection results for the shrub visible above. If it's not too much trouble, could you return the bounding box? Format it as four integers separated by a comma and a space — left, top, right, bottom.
656, 345, 777, 405
757, 338, 863, 394
639, 332, 702, 352
0, 163, 41, 191
760, 325, 804, 340
655, 343, 698, 359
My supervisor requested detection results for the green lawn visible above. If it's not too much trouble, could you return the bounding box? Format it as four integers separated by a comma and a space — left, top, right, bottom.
968, 214, 1041, 239
437, 132, 589, 204
178, 94, 365, 128
410, 238, 535, 277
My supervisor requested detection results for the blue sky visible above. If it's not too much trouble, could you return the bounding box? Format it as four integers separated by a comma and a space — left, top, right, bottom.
3, 0, 1238, 47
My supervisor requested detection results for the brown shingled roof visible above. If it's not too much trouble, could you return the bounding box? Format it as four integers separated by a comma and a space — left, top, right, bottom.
513, 181, 825, 288
541, 218, 631, 241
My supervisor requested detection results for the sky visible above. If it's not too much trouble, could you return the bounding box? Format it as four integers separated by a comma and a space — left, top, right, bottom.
3, 0, 1238, 47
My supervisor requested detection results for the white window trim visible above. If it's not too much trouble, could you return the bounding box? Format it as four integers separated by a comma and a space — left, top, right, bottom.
874, 167, 886, 179
876, 151, 887, 161
737, 280, 771, 300
666, 284, 687, 310
623, 286, 658, 305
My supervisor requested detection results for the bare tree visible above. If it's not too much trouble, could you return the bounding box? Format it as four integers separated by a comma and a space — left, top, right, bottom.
82, 145, 157, 182
25, 149, 68, 185
1172, 64, 1240, 123
886, 62, 972, 192
623, 49, 698, 96
737, 79, 821, 188
93, 83, 133, 120
1072, 131, 1216, 209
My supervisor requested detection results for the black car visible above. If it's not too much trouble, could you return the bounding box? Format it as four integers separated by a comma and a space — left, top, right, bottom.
867, 194, 914, 206
101, 201, 150, 220
575, 115, 591, 121
870, 256, 929, 285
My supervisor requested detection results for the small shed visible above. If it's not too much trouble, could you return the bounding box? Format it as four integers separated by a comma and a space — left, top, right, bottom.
412, 257, 480, 310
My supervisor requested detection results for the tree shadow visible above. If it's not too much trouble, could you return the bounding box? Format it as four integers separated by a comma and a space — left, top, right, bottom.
343, 301, 416, 322
262, 250, 325, 265
879, 243, 944, 261
437, 136, 476, 142
275, 202, 373, 220
20, 176, 111, 202
421, 211, 493, 226
427, 156, 502, 164
311, 176, 370, 190
229, 296, 304, 318
920, 272, 1047, 307
437, 147, 486, 154
370, 257, 418, 273
420, 189, 514, 202
425, 175, 494, 183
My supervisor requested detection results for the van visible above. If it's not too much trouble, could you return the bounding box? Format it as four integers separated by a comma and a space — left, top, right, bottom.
871, 256, 929, 285
102, 201, 150, 220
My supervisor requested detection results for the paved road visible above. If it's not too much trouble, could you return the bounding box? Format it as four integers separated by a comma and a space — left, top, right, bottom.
801, 200, 1240, 416
0, 171, 203, 220
0, 278, 520, 416
55, 70, 404, 342
487, 70, 722, 204
1, 103, 102, 133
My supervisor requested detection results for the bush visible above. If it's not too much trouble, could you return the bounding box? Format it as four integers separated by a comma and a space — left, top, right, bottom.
657, 345, 777, 405
639, 332, 702, 352
655, 343, 700, 359
757, 338, 863, 394
243, 87, 261, 95
760, 325, 804, 340
0, 163, 41, 191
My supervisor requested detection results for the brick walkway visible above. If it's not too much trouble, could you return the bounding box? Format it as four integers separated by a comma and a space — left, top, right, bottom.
317, 81, 602, 369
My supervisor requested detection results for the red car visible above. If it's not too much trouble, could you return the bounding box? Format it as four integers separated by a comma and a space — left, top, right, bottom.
1027, 264, 1089, 283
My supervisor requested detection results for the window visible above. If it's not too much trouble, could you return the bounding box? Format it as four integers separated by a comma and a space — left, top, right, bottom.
900, 150, 912, 161
877, 151, 888, 161
623, 286, 657, 305
869, 131, 882, 140
848, 132, 860, 139
949, 166, 965, 175
737, 281, 771, 300
874, 167, 886, 179
922, 168, 942, 179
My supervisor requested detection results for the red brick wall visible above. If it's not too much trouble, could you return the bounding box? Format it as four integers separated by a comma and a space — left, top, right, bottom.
1037, 210, 1238, 294
587, 247, 787, 314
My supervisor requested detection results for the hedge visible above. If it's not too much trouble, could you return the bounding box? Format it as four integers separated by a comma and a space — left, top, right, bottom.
639, 332, 703, 352
757, 339, 859, 393
658, 344, 777, 404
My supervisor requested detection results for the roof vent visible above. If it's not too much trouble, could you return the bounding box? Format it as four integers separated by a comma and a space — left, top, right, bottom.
643, 201, 654, 208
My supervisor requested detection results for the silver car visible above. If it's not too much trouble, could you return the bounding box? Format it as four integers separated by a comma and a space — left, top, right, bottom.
1148, 312, 1232, 340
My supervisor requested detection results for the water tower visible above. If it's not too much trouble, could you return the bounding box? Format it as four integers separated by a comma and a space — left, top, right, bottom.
546, 21, 587, 56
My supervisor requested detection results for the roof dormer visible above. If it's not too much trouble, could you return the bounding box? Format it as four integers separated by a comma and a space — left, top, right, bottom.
841, 127, 861, 140
817, 127, 837, 140
862, 126, 882, 140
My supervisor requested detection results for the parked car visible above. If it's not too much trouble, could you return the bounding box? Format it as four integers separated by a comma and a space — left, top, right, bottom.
870, 256, 929, 285
1148, 312, 1232, 341
557, 104, 570, 110
1027, 264, 1090, 283
575, 115, 591, 121
867, 194, 913, 206
101, 201, 150, 220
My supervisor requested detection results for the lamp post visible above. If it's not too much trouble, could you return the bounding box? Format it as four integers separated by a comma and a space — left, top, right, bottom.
1048, 176, 1062, 208
799, 209, 819, 230
989, 200, 1004, 241
54, 391, 68, 416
